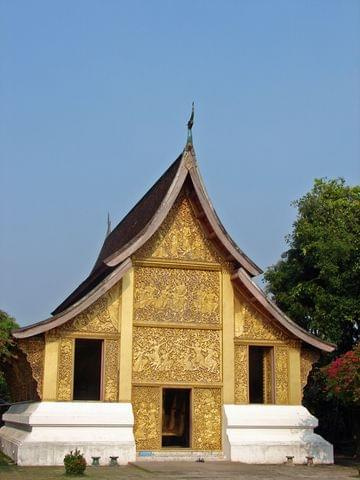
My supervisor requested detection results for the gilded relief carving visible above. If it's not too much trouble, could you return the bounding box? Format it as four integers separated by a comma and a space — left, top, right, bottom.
133, 327, 221, 384
300, 348, 319, 393
58, 283, 121, 334
57, 338, 73, 401
193, 388, 222, 450
104, 339, 119, 401
274, 345, 289, 404
136, 193, 223, 264
132, 386, 161, 450
235, 296, 287, 341
234, 344, 248, 404
18, 336, 45, 399
134, 267, 220, 326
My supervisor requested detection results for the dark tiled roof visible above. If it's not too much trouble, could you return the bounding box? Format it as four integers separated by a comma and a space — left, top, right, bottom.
52, 154, 183, 315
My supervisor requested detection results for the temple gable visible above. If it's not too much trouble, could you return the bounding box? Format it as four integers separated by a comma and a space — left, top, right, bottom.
135, 191, 224, 264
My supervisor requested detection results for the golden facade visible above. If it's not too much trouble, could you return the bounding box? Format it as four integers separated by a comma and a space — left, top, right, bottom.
21, 188, 316, 453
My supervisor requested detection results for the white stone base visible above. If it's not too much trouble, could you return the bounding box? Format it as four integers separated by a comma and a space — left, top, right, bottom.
0, 401, 136, 466
223, 405, 333, 464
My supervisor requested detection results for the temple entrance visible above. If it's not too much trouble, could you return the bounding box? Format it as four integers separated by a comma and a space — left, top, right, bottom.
73, 339, 103, 400
162, 388, 191, 448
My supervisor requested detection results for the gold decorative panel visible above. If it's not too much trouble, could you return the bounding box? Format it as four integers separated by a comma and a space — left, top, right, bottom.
193, 388, 222, 450
132, 386, 161, 450
274, 345, 289, 404
104, 339, 119, 401
57, 338, 73, 400
18, 336, 45, 399
58, 283, 121, 334
234, 344, 248, 404
135, 193, 223, 264
300, 348, 319, 393
235, 296, 287, 341
133, 327, 221, 384
134, 266, 220, 326
263, 348, 274, 404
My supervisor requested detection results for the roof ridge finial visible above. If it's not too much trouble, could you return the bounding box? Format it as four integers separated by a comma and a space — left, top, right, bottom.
106, 212, 112, 237
186, 102, 194, 147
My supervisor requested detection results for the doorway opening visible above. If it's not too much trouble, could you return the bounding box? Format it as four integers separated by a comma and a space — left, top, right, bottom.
73, 339, 103, 400
162, 388, 191, 448
249, 346, 274, 404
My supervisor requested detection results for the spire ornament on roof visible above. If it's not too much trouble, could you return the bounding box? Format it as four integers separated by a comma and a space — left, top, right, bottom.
186, 102, 194, 147
106, 212, 112, 237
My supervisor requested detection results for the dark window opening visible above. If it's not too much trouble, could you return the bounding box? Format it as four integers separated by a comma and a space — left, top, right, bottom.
73, 339, 103, 401
249, 346, 273, 404
162, 388, 190, 448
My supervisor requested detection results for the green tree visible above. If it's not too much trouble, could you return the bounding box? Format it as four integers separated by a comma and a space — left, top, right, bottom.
0, 310, 18, 400
264, 178, 360, 353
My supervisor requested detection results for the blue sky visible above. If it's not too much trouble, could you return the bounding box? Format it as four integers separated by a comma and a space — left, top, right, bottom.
1, 1, 359, 326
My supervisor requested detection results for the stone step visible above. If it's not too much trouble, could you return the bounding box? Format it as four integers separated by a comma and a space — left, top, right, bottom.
136, 450, 226, 462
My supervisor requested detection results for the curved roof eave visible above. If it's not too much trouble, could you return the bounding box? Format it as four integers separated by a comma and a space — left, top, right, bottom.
232, 268, 336, 353
12, 258, 132, 339
104, 148, 262, 276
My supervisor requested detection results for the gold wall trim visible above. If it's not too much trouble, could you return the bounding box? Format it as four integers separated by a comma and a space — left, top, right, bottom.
134, 258, 222, 271
234, 339, 298, 346
133, 386, 162, 450
234, 344, 248, 404
132, 382, 223, 388
57, 338, 74, 401
134, 322, 221, 331
274, 345, 290, 404
192, 387, 222, 450
56, 332, 119, 340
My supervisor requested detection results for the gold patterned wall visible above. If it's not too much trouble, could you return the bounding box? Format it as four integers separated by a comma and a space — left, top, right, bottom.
300, 348, 319, 395
18, 336, 45, 399
132, 386, 162, 450
133, 326, 221, 384
234, 294, 299, 405
135, 192, 223, 264
134, 266, 220, 326
234, 344, 248, 403
46, 282, 122, 401
193, 388, 222, 450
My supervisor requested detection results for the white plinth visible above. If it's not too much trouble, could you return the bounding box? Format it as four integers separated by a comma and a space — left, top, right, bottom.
223, 404, 333, 464
0, 401, 136, 466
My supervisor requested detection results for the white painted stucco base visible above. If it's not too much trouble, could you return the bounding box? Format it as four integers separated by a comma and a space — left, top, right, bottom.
223, 404, 333, 464
0, 401, 136, 466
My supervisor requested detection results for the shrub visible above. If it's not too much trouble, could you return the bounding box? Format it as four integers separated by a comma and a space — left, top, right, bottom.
64, 449, 87, 476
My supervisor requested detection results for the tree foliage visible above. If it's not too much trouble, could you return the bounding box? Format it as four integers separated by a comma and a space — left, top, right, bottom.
325, 343, 360, 406
265, 178, 360, 352
0, 310, 18, 366
0, 310, 19, 399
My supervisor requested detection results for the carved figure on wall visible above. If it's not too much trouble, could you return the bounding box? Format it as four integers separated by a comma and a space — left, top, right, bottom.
134, 267, 220, 326
133, 327, 221, 384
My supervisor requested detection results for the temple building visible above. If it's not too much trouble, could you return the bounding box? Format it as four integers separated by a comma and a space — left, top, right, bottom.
0, 116, 334, 465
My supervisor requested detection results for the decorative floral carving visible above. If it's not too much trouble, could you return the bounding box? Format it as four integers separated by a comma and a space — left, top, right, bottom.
134, 267, 220, 326
300, 348, 319, 394
274, 345, 289, 404
136, 193, 223, 263
18, 336, 45, 399
59, 283, 121, 334
132, 386, 161, 450
133, 327, 221, 384
193, 388, 222, 450
57, 338, 73, 400
235, 297, 287, 341
234, 344, 248, 404
104, 339, 119, 401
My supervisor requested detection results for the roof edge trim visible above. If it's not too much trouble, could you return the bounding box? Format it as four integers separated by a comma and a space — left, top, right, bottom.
104, 149, 262, 276
232, 268, 335, 352
13, 258, 133, 339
